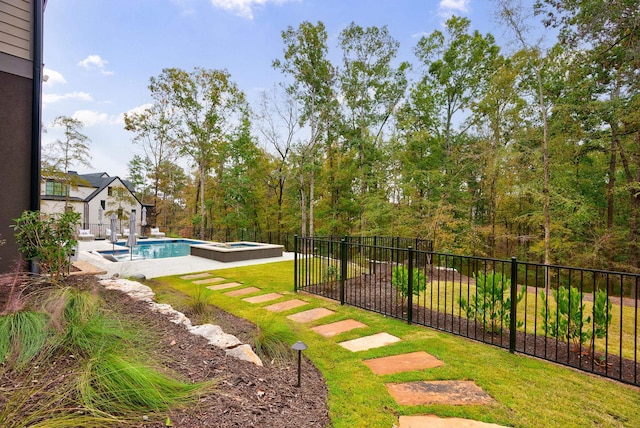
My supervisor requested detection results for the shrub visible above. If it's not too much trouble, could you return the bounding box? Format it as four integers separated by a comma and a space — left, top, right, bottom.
460, 271, 524, 333
11, 211, 80, 282
540, 286, 612, 353
391, 265, 427, 299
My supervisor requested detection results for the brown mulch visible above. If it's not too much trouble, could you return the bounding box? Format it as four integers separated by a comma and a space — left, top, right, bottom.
0, 275, 330, 427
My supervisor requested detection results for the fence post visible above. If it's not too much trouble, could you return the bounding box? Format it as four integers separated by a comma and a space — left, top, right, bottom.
407, 246, 414, 325
509, 256, 518, 353
294, 235, 298, 293
340, 238, 347, 305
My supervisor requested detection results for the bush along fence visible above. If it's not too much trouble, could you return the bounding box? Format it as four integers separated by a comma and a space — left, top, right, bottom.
293, 236, 640, 386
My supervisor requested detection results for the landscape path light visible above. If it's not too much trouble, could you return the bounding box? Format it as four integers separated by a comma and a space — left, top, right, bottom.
292, 340, 308, 387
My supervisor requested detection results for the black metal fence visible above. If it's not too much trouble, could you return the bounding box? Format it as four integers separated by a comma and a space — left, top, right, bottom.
294, 236, 640, 386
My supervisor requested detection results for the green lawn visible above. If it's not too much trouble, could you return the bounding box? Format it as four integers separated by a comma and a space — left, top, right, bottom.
150, 261, 640, 428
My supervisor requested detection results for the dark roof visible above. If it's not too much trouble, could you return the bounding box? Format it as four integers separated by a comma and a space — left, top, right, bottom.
69, 172, 140, 204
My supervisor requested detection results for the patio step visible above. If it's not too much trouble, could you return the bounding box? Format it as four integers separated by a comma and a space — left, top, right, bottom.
338, 332, 401, 352
363, 351, 443, 375
398, 415, 506, 428
224, 286, 261, 297
206, 281, 242, 291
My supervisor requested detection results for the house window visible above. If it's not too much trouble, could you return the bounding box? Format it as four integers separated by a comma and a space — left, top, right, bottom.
45, 180, 68, 196
107, 187, 113, 196
100, 200, 106, 210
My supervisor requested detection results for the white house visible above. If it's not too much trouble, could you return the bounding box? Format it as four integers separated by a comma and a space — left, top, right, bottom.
40, 172, 144, 237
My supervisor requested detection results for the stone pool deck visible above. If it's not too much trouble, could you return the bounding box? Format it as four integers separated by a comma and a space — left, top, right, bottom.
76, 239, 294, 279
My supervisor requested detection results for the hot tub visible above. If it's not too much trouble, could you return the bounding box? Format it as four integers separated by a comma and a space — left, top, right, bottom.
190, 241, 284, 262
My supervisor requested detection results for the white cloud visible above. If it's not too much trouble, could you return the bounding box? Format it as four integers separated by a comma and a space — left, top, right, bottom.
43, 91, 93, 105
209, 0, 297, 20
439, 0, 469, 13
438, 0, 470, 23
126, 103, 154, 116
43, 68, 66, 86
77, 54, 114, 76
71, 110, 110, 127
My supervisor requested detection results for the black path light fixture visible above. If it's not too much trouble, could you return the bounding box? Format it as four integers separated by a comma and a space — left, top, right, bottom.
292, 340, 308, 387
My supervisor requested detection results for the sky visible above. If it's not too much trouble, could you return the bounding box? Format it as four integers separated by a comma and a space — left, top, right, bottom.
41, 0, 545, 179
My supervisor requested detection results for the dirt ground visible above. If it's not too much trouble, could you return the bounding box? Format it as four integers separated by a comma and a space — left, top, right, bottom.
0, 275, 331, 427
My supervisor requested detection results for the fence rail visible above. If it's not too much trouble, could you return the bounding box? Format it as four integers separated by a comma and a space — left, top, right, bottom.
294, 236, 640, 386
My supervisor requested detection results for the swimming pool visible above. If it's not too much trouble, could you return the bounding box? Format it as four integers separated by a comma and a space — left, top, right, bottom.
99, 239, 205, 261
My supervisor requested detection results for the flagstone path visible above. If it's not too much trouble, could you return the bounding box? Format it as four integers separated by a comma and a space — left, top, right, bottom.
183, 274, 508, 428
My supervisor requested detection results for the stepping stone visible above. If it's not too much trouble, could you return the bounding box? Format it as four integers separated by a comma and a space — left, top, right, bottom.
311, 319, 367, 338
339, 332, 401, 352
243, 293, 283, 304
264, 299, 308, 313
224, 287, 261, 297
364, 351, 443, 375
207, 282, 242, 291
193, 277, 226, 285
399, 415, 506, 428
287, 307, 335, 323
180, 273, 211, 280
386, 381, 494, 406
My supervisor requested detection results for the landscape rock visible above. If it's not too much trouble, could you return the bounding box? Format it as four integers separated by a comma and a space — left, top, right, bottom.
189, 323, 242, 349
99, 278, 262, 366
226, 344, 263, 366
148, 302, 193, 327
100, 278, 155, 301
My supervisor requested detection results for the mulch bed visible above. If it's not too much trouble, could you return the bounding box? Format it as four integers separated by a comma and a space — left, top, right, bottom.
0, 275, 330, 427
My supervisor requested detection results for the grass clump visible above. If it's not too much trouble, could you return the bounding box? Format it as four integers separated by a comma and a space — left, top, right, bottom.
252, 314, 297, 363
0, 310, 49, 368
79, 351, 208, 414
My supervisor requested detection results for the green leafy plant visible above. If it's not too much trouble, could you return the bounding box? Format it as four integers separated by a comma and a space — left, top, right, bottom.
460, 271, 524, 333
540, 286, 612, 353
391, 265, 427, 299
322, 264, 340, 282
11, 210, 81, 282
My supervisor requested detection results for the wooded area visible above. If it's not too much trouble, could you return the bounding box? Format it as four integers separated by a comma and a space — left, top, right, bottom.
121, 0, 639, 272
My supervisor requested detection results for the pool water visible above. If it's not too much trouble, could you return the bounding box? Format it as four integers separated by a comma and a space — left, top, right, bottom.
100, 239, 205, 261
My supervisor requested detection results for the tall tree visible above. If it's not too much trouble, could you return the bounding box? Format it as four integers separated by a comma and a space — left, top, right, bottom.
43, 116, 92, 209
338, 22, 409, 233
273, 21, 335, 237
537, 0, 640, 273
124, 89, 177, 225
255, 86, 300, 235
495, 0, 555, 286
150, 67, 248, 238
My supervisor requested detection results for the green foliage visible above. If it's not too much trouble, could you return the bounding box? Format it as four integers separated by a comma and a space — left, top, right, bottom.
460, 271, 524, 333
0, 311, 49, 368
0, 281, 213, 426
186, 286, 213, 320
391, 265, 427, 299
78, 351, 206, 414
540, 286, 613, 352
252, 315, 296, 363
40, 286, 125, 357
322, 264, 340, 282
11, 210, 80, 282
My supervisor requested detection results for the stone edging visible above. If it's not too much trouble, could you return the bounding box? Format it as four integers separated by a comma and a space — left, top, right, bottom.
99, 278, 263, 366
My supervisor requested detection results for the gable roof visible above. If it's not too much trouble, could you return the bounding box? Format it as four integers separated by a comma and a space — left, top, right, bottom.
76, 172, 139, 204
42, 172, 141, 206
